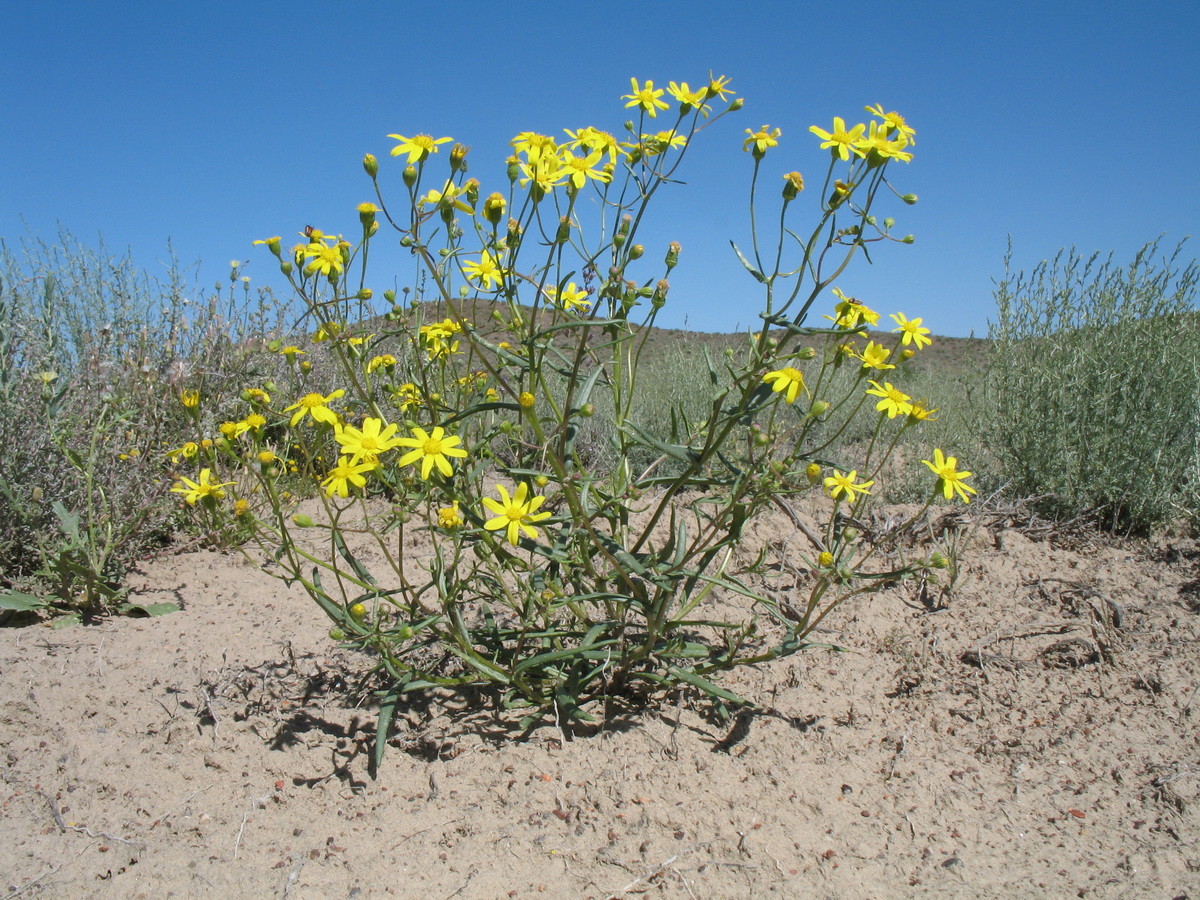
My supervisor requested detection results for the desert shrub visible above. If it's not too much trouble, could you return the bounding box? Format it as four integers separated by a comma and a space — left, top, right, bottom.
0, 230, 293, 621
172, 77, 974, 767
988, 238, 1199, 532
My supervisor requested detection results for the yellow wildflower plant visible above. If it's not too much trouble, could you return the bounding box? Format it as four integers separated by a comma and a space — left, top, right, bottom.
482, 483, 552, 546
335, 417, 403, 466
923, 449, 977, 503
284, 389, 344, 426
171, 468, 235, 506
395, 426, 468, 480
622, 78, 668, 117
388, 133, 452, 164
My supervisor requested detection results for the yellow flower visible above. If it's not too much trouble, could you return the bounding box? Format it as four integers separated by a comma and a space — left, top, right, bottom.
284, 389, 344, 427
461, 250, 504, 291
549, 282, 592, 312
366, 353, 396, 374
257, 450, 277, 465
167, 441, 200, 464
743, 125, 781, 155
854, 120, 913, 163
171, 468, 235, 505
636, 131, 687, 156
518, 391, 536, 409
482, 483, 552, 546
555, 148, 611, 190
865, 104, 916, 145
563, 126, 622, 165
824, 469, 874, 503
706, 74, 734, 101
219, 421, 238, 438
314, 322, 344, 343
321, 457, 376, 498
865, 381, 913, 418
394, 382, 422, 411
395, 426, 468, 480
923, 449, 976, 503
858, 341, 895, 371
179, 389, 200, 408
623, 78, 669, 117
419, 179, 474, 214
232, 414, 267, 437
667, 81, 710, 115
243, 387, 271, 404
809, 117, 867, 162
762, 366, 807, 404
890, 312, 932, 349
437, 502, 463, 529
302, 238, 344, 279
511, 132, 557, 166
278, 345, 305, 358
388, 133, 452, 164
233, 498, 250, 517
335, 417, 403, 466
826, 287, 880, 330
907, 400, 938, 422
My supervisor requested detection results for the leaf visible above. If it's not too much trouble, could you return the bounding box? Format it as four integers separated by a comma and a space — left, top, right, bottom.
370, 690, 399, 779
730, 241, 766, 284
0, 590, 46, 611
119, 601, 180, 617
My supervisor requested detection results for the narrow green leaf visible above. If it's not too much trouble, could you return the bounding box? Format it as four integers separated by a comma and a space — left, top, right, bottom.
730, 241, 766, 283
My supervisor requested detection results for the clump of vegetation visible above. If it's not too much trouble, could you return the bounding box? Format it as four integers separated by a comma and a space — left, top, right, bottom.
166, 75, 975, 769
988, 238, 1199, 533
0, 231, 293, 622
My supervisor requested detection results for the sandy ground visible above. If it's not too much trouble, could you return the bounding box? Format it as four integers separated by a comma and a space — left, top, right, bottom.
2, 506, 1198, 899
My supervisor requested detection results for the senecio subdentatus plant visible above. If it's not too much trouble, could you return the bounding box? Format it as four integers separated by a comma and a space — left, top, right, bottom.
171, 75, 973, 763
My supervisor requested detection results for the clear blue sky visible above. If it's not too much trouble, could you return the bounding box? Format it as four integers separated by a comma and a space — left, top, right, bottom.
3, 1, 1197, 338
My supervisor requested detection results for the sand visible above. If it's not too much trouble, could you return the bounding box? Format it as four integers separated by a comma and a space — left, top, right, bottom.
2, 507, 1198, 899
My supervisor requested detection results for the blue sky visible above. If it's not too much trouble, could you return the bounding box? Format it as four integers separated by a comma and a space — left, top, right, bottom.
3, 1, 1197, 338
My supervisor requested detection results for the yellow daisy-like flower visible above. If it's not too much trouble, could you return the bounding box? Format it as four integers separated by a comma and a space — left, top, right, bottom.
179, 389, 200, 408
555, 148, 611, 190
549, 282, 592, 312
858, 341, 895, 371
302, 239, 344, 279
419, 179, 474, 214
922, 449, 977, 503
482, 483, 552, 546
233, 413, 267, 438
563, 126, 622, 165
623, 78, 669, 117
762, 366, 807, 404
824, 469, 874, 503
667, 80, 710, 115
743, 125, 781, 155
865, 380, 913, 419
243, 387, 271, 404
437, 502, 464, 529
283, 389, 344, 427
278, 345, 305, 358
171, 468, 235, 506
907, 400, 938, 423
809, 117, 867, 162
321, 457, 376, 498
388, 133, 452, 165
167, 441, 200, 464
865, 104, 915, 145
335, 417, 403, 466
854, 120, 913, 163
890, 312, 932, 349
461, 250, 504, 291
395, 426, 468, 480
366, 353, 396, 374
706, 74, 734, 101
511, 132, 557, 166
826, 287, 880, 330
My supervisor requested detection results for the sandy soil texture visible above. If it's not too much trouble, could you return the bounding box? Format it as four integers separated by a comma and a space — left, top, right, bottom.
2, 509, 1198, 899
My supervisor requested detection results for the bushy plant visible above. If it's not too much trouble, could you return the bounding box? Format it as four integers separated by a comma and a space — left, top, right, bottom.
0, 231, 293, 621
988, 238, 1199, 532
173, 77, 974, 763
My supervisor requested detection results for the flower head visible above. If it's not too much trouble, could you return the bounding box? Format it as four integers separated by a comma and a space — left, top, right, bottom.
461, 250, 504, 292
335, 417, 402, 466
321, 457, 376, 498
762, 366, 808, 404
284, 389, 344, 427
865, 104, 916, 145
858, 341, 895, 371
482, 482, 552, 546
809, 117, 867, 162
890, 312, 932, 349
922, 449, 977, 503
865, 380, 913, 418
623, 78, 669, 118
388, 133, 452, 165
395, 426, 468, 480
302, 237, 345, 280
179, 389, 200, 409
826, 287, 880, 330
171, 468, 235, 506
743, 125, 781, 156
437, 502, 463, 529
550, 282, 592, 312
824, 469, 874, 503
667, 81, 710, 115
555, 148, 611, 190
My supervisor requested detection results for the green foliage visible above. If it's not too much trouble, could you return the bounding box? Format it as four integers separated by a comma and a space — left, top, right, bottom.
0, 230, 293, 619
988, 238, 1200, 532
172, 77, 967, 770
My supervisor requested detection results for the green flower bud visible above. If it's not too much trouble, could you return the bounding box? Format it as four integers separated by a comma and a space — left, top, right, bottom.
449, 143, 469, 173
629, 243, 644, 260
902, 235, 916, 244
292, 513, 315, 527
363, 153, 378, 178
929, 551, 949, 569
901, 194, 918, 205
403, 164, 417, 188
483, 192, 506, 225
329, 626, 345, 641
664, 241, 680, 271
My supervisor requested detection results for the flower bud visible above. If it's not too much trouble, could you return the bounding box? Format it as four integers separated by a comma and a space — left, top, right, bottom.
753, 431, 771, 448
665, 241, 680, 271
729, 98, 744, 111
883, 217, 895, 229
363, 153, 378, 178
403, 164, 417, 188
450, 143, 470, 173
842, 527, 860, 542
384, 289, 397, 303
506, 155, 521, 183
300, 360, 312, 374
806, 462, 822, 484
292, 513, 315, 528
356, 288, 373, 301
628, 243, 644, 260
483, 192, 506, 225
533, 474, 549, 488
329, 626, 345, 641
358, 202, 378, 227
829, 180, 854, 210
652, 279, 669, 307
556, 216, 571, 244
818, 551, 834, 568
518, 391, 536, 409
902, 235, 915, 244
280, 260, 293, 276
808, 400, 829, 417
782, 171, 804, 201
579, 403, 595, 418
797, 346, 816, 360
900, 348, 914, 360
349, 602, 367, 622
929, 550, 949, 569
901, 194, 918, 205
